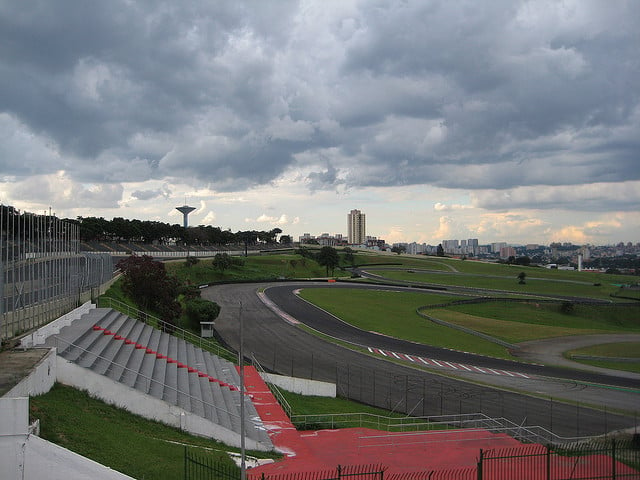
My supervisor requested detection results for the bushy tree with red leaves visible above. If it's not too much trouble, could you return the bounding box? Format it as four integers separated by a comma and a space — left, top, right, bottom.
117, 255, 181, 326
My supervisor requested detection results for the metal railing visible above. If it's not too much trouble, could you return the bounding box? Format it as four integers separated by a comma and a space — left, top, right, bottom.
54, 335, 245, 424
97, 296, 236, 362
250, 354, 293, 418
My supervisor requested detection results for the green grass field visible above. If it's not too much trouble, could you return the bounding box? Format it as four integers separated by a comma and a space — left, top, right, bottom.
565, 342, 640, 374
297, 286, 640, 359
364, 268, 631, 300
166, 253, 349, 285
297, 288, 513, 359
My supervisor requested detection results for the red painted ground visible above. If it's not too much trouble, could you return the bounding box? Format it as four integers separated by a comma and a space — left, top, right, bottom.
240, 367, 639, 479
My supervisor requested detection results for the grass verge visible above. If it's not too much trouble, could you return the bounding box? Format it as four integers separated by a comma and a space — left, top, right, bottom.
29, 383, 279, 480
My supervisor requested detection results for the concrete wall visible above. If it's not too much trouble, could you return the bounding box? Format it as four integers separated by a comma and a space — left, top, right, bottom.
23, 435, 135, 480
5, 348, 57, 398
56, 358, 270, 452
0, 397, 134, 480
20, 302, 95, 348
260, 372, 336, 397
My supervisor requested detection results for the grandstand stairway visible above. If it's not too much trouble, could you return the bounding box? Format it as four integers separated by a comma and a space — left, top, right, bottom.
44, 308, 272, 448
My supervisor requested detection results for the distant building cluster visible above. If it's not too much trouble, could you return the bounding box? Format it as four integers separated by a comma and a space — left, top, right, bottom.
295, 209, 639, 274
298, 209, 386, 249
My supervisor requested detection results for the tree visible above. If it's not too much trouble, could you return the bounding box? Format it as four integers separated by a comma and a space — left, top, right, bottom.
391, 245, 406, 255
316, 246, 340, 276
116, 255, 181, 325
343, 247, 355, 267
212, 253, 232, 273
184, 298, 220, 331
185, 256, 199, 268
517, 271, 527, 284
437, 244, 444, 257
280, 234, 292, 245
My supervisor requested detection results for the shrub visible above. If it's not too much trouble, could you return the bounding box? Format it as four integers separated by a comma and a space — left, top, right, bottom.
560, 301, 575, 314
184, 298, 221, 331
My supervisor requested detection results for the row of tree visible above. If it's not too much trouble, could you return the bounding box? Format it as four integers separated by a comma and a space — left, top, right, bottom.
70, 215, 288, 247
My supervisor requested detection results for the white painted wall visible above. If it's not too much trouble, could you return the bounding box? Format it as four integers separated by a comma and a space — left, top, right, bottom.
5, 348, 57, 398
0, 397, 134, 480
56, 358, 271, 451
20, 302, 95, 348
260, 372, 336, 397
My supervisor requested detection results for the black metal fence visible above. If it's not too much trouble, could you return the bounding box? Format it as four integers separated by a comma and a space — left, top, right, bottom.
185, 441, 640, 480
477, 439, 640, 480
184, 447, 240, 480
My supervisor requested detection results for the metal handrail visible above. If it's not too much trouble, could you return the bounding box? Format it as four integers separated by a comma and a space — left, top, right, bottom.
250, 353, 293, 418
97, 296, 236, 361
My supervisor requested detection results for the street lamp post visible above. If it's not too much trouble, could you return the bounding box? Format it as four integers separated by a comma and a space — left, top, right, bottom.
239, 302, 246, 480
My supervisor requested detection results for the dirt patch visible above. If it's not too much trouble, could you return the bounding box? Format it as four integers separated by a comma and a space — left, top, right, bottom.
0, 348, 51, 397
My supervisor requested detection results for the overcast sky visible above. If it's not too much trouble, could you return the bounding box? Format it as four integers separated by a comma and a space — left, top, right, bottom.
1, 1, 639, 246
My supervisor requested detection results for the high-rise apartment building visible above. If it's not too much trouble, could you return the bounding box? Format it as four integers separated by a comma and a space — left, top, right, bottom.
347, 209, 366, 245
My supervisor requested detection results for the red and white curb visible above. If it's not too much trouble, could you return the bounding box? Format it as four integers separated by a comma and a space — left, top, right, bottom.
368, 347, 531, 379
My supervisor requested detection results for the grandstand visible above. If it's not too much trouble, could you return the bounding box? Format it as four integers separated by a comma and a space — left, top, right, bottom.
41, 306, 271, 450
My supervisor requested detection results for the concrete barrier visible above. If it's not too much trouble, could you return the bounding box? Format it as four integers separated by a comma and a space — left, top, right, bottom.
260, 372, 336, 397
4, 348, 57, 398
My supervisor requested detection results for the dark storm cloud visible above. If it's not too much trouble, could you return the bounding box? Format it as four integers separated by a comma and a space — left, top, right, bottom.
1, 0, 639, 211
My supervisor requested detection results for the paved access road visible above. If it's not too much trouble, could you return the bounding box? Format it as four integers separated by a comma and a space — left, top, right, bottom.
204, 281, 640, 440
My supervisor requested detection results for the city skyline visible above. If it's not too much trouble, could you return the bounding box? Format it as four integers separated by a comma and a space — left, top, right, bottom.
1, 1, 639, 245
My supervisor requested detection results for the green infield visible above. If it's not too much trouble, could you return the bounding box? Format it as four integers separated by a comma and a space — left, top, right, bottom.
297, 288, 514, 359
443, 302, 640, 332
565, 342, 640, 374
363, 268, 631, 300
297, 287, 640, 359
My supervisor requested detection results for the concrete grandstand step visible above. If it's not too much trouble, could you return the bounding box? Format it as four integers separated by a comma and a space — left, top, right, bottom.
198, 375, 218, 424
162, 362, 178, 405
76, 313, 130, 368
176, 338, 188, 366
148, 348, 168, 400
90, 317, 140, 375
155, 330, 170, 357
105, 321, 145, 381
134, 328, 162, 392
221, 386, 242, 433
176, 363, 191, 412
188, 372, 205, 418
167, 335, 178, 361
208, 381, 234, 431
120, 324, 155, 386
54, 309, 120, 361
184, 343, 204, 416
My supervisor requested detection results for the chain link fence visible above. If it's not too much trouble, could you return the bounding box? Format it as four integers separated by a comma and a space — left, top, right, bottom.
1, 204, 114, 343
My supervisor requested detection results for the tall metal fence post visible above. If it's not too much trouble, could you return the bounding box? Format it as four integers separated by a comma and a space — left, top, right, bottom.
546, 445, 551, 480
477, 449, 483, 480
612, 439, 616, 479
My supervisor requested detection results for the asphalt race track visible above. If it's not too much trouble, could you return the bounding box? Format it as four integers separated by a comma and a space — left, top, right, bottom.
204, 281, 640, 440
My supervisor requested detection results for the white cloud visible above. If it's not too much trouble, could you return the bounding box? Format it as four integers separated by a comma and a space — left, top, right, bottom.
0, 0, 638, 245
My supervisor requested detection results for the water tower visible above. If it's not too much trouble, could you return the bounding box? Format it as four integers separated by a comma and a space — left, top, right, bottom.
176, 205, 196, 228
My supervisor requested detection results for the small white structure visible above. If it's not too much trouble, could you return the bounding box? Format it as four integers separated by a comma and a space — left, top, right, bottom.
200, 321, 215, 338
